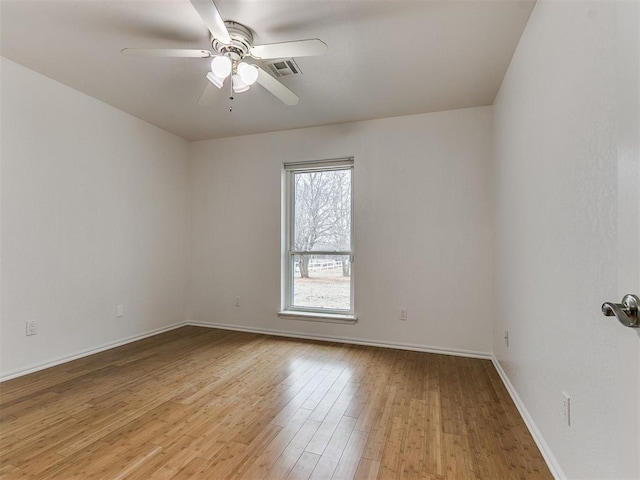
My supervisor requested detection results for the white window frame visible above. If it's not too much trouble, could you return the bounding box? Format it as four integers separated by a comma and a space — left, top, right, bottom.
279, 158, 356, 323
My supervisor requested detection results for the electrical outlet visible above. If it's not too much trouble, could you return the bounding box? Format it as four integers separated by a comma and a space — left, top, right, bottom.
504, 330, 509, 347
562, 392, 571, 426
117, 304, 124, 318
234, 296, 240, 307
26, 321, 37, 336
399, 308, 408, 321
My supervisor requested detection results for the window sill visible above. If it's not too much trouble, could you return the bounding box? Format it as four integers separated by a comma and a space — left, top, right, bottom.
278, 310, 358, 324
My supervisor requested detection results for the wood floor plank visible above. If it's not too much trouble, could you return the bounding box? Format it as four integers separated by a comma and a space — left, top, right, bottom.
271, 368, 330, 427
0, 326, 552, 480
424, 390, 443, 477
267, 419, 321, 479
238, 407, 313, 480
353, 457, 381, 480
379, 415, 406, 479
442, 432, 476, 480
124, 435, 195, 480
307, 369, 353, 423
309, 415, 358, 480
331, 428, 369, 480
398, 398, 427, 479
361, 385, 396, 462
220, 424, 282, 480
184, 441, 249, 478
286, 451, 321, 480
305, 382, 360, 455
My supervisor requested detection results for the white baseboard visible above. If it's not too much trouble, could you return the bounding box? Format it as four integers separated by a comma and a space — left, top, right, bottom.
186, 320, 492, 360
0, 322, 187, 382
491, 356, 566, 480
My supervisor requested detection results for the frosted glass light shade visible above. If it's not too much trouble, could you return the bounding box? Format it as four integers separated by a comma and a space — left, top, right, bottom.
232, 74, 250, 93
211, 55, 232, 78
206, 72, 224, 89
237, 62, 258, 86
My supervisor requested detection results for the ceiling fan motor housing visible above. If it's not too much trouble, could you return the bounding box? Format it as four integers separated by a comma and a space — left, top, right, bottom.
211, 21, 254, 61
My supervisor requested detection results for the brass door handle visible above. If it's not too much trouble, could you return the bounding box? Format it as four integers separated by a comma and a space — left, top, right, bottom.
602, 294, 640, 328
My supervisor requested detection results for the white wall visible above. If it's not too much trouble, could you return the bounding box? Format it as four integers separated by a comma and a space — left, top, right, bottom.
0, 58, 189, 377
493, 1, 638, 478
188, 107, 494, 355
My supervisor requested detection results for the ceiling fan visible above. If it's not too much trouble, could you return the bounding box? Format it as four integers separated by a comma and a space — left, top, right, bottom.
121, 0, 327, 107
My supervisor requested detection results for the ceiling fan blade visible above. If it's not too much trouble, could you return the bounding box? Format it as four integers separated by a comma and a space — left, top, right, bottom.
256, 67, 299, 106
121, 48, 212, 58
250, 39, 327, 60
198, 79, 219, 106
189, 0, 231, 44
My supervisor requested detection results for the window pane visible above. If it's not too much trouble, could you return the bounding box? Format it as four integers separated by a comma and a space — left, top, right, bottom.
292, 254, 351, 310
294, 169, 351, 252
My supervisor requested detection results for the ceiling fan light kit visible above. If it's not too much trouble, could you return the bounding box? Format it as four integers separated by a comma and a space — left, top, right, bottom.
121, 0, 327, 107
208, 56, 258, 92
210, 55, 232, 79
237, 62, 259, 85
206, 71, 224, 89
232, 74, 250, 93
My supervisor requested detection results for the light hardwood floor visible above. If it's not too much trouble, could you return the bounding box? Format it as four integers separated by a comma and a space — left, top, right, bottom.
0, 326, 552, 479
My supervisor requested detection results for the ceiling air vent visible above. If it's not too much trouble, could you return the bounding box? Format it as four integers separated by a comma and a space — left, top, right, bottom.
265, 58, 303, 78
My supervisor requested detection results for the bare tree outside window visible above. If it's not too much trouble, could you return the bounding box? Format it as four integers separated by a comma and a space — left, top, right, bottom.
293, 169, 351, 278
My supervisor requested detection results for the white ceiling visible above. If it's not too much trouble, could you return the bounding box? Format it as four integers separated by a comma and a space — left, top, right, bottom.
0, 0, 535, 141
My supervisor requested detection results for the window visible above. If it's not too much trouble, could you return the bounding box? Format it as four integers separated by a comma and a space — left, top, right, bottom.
281, 158, 355, 321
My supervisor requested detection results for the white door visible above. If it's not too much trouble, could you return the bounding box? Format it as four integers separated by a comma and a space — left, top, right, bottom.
614, 2, 639, 477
